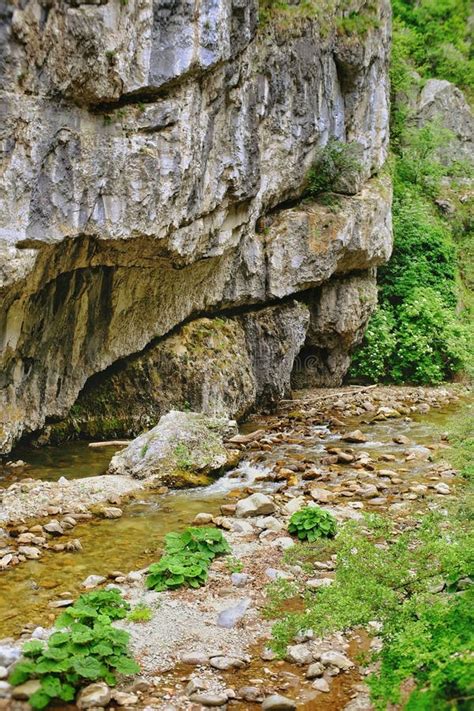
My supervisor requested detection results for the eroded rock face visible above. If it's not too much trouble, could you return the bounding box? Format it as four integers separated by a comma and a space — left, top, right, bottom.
107, 410, 237, 485
38, 301, 309, 441
0, 0, 392, 451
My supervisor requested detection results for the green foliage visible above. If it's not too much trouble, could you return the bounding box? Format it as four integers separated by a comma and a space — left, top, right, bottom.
270, 501, 474, 707
288, 506, 337, 542
146, 551, 209, 591
442, 405, 474, 480
9, 590, 138, 710
127, 603, 153, 623
146, 526, 230, 591
173, 442, 193, 469
307, 139, 362, 195
226, 557, 244, 574
55, 589, 130, 628
349, 307, 396, 382
368, 591, 474, 710
391, 0, 474, 95
263, 578, 301, 620
351, 0, 473, 385
164, 526, 231, 561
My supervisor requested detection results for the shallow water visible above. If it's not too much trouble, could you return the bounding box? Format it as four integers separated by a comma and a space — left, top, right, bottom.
0, 399, 469, 640
0, 441, 113, 487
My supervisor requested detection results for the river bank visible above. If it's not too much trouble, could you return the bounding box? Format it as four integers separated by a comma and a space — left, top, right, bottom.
0, 384, 471, 710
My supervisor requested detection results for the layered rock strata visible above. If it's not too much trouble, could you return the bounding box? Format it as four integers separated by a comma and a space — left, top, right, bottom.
0, 0, 392, 451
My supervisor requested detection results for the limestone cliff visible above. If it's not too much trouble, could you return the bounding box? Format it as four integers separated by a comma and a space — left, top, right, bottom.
0, 0, 392, 451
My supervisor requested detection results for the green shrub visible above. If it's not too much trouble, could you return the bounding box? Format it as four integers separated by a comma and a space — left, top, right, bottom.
146, 550, 210, 591
307, 139, 363, 195
350, 307, 396, 382
164, 526, 230, 561
9, 590, 139, 710
288, 506, 337, 542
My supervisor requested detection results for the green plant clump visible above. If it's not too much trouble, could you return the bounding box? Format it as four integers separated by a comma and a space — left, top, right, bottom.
127, 603, 154, 623
164, 526, 231, 561
147, 551, 210, 591
9, 590, 139, 710
146, 526, 230, 591
307, 139, 362, 195
288, 506, 337, 542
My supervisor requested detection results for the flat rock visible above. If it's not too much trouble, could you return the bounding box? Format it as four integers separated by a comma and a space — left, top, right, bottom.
180, 651, 210, 666
190, 691, 229, 706
81, 574, 107, 589
285, 643, 313, 665
77, 682, 111, 709
262, 694, 297, 710
312, 678, 330, 692
343, 430, 368, 443
320, 650, 354, 670
12, 680, 41, 699
235, 493, 275, 518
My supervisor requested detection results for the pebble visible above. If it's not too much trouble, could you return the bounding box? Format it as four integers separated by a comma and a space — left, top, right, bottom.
270, 537, 294, 551
81, 574, 107, 589
43, 520, 64, 535
0, 646, 20, 668
101, 506, 123, 519
112, 690, 139, 705
77, 682, 111, 709
239, 686, 263, 702
282, 496, 305, 516
192, 512, 214, 525
343, 430, 368, 443
285, 644, 313, 665
312, 678, 330, 693
210, 655, 246, 671
262, 694, 296, 710
310, 488, 333, 503
180, 651, 210, 666
190, 691, 229, 706
235, 493, 275, 518
12, 679, 41, 699
306, 661, 324, 678
320, 650, 354, 670
0, 669, 7, 681
434, 482, 451, 495
217, 598, 250, 628
231, 572, 250, 587
0, 681, 11, 698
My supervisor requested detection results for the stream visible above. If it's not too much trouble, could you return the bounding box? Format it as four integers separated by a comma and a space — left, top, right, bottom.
0, 396, 465, 638
0, 387, 470, 710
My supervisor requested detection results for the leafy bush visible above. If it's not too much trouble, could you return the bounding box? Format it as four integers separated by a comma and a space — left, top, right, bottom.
164, 526, 230, 561
9, 590, 139, 710
307, 139, 363, 195
288, 506, 337, 542
55, 589, 130, 627
146, 525, 231, 592
349, 307, 396, 382
146, 551, 210, 591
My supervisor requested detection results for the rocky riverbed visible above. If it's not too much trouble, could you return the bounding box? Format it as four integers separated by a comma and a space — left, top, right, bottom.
0, 384, 471, 710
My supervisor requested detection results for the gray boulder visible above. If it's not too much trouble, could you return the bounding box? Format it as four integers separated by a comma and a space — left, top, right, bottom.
108, 411, 237, 486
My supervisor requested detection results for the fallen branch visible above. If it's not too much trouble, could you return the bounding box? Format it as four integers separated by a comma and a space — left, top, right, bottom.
281, 384, 378, 405
88, 440, 131, 449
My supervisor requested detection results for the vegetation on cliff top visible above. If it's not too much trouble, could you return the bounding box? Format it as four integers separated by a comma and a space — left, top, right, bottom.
350, 0, 473, 385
